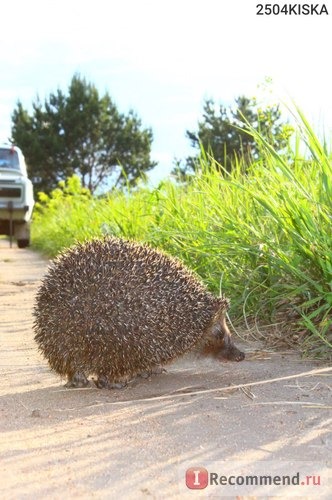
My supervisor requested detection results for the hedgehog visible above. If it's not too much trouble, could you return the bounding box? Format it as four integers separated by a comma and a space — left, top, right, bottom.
33, 237, 245, 388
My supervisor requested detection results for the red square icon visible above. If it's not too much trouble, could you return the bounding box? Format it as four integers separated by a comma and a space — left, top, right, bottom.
186, 467, 208, 489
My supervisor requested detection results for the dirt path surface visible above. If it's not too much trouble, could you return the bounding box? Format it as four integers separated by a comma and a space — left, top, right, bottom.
0, 239, 331, 499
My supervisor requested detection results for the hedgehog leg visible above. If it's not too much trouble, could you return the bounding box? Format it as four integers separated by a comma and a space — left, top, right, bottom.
138, 366, 167, 378
95, 374, 128, 390
65, 371, 90, 388
151, 365, 167, 375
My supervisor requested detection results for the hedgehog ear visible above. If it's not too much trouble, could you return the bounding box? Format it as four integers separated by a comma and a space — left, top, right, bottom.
210, 298, 230, 339
217, 297, 230, 316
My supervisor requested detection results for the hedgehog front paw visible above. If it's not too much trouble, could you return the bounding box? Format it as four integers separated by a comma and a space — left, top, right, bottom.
95, 375, 127, 389
65, 371, 90, 388
151, 365, 167, 375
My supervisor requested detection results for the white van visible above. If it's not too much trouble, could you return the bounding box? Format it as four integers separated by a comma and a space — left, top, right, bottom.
0, 144, 34, 247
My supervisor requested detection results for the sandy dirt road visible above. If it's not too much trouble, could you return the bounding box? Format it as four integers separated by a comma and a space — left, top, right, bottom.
0, 239, 331, 499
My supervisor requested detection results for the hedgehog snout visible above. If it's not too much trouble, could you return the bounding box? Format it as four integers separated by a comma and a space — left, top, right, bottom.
204, 312, 245, 362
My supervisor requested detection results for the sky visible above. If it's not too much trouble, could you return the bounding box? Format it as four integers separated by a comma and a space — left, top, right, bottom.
1, 0, 332, 182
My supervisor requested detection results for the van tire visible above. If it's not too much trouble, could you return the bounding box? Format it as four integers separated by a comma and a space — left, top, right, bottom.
17, 239, 30, 248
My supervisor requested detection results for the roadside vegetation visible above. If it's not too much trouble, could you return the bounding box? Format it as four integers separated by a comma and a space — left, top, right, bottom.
31, 111, 332, 359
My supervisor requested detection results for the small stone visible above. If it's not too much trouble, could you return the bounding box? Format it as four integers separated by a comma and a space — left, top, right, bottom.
31, 409, 41, 418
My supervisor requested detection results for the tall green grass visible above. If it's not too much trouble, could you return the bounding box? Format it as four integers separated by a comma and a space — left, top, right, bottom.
32, 113, 332, 358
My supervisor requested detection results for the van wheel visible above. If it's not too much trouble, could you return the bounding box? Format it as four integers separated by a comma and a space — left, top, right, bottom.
17, 239, 30, 248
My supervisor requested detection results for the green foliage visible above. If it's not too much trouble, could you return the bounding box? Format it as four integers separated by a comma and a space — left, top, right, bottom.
33, 175, 94, 254
11, 74, 156, 194
174, 96, 293, 178
32, 112, 332, 359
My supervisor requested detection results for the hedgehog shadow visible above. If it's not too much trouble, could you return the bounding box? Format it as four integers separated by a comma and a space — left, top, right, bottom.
1, 355, 247, 429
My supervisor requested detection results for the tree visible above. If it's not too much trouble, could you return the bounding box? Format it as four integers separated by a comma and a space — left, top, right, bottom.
11, 75, 156, 194
174, 96, 292, 178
